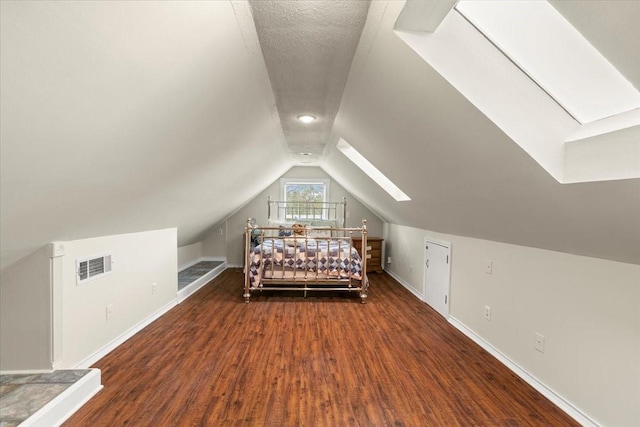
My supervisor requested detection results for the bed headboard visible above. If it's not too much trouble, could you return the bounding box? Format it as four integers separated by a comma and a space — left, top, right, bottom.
267, 196, 347, 226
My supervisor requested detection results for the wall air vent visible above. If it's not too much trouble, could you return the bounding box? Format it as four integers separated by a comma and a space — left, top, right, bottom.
77, 254, 112, 285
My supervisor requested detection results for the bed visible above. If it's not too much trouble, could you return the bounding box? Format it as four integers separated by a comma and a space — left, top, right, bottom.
243, 197, 369, 303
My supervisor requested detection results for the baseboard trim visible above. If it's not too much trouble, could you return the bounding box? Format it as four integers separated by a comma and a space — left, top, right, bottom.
73, 259, 227, 368
0, 369, 54, 375
178, 256, 227, 272
448, 316, 599, 427
226, 263, 243, 269
178, 258, 201, 272
384, 269, 424, 301
177, 262, 227, 304
74, 299, 177, 369
21, 368, 102, 427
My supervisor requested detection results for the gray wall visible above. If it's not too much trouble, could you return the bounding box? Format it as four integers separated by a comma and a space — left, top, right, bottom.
202, 166, 384, 266
0, 246, 51, 371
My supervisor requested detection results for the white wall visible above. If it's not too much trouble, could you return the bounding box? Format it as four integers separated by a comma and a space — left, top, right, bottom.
384, 223, 640, 427
59, 228, 177, 368
0, 246, 51, 371
201, 166, 384, 266
564, 125, 640, 183
178, 242, 203, 270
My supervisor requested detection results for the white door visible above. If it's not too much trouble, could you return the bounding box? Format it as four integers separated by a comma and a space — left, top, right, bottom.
424, 239, 451, 318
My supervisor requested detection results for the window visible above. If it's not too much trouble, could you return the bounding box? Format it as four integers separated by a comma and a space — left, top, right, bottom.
77, 254, 112, 285
337, 138, 411, 201
455, 0, 640, 124
394, 0, 640, 183
280, 178, 329, 219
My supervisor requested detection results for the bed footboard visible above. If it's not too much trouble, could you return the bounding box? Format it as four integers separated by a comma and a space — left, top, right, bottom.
243, 218, 369, 303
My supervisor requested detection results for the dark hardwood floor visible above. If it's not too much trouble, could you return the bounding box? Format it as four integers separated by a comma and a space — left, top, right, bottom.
65, 269, 579, 426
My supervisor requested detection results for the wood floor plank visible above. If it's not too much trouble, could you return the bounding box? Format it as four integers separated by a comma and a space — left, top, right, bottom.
64, 269, 579, 426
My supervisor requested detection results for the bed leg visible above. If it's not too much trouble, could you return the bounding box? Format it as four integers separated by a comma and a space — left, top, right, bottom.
243, 292, 251, 303
359, 274, 369, 304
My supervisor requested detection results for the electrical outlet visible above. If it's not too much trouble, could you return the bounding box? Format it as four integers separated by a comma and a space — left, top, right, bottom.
218, 228, 223, 236
486, 260, 493, 274
387, 256, 391, 264
106, 304, 113, 321
484, 305, 491, 321
535, 333, 545, 353
409, 265, 413, 273
152, 282, 157, 295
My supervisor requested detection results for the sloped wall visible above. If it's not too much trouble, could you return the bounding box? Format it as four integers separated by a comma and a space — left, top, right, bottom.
385, 223, 640, 427
0, 0, 292, 270
329, 0, 640, 266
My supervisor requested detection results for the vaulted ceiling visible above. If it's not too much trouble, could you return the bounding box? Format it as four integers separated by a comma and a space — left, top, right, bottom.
250, 0, 369, 163
1, 0, 639, 269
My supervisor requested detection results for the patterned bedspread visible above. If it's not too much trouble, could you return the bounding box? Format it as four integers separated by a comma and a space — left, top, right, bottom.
248, 237, 364, 286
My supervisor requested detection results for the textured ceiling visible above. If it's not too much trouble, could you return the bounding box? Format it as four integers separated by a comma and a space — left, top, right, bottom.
249, 0, 370, 164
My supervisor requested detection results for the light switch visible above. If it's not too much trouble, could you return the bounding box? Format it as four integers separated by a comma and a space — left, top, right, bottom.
535, 333, 545, 353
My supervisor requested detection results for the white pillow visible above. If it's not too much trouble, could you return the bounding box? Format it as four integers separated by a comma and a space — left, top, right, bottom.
264, 219, 295, 237
306, 227, 332, 238
311, 219, 338, 228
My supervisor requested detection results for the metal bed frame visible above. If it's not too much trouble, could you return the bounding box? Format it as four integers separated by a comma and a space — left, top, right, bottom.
243, 199, 368, 303
267, 196, 347, 225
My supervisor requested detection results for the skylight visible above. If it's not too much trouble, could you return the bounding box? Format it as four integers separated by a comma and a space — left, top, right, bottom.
336, 138, 411, 201
455, 1, 640, 124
